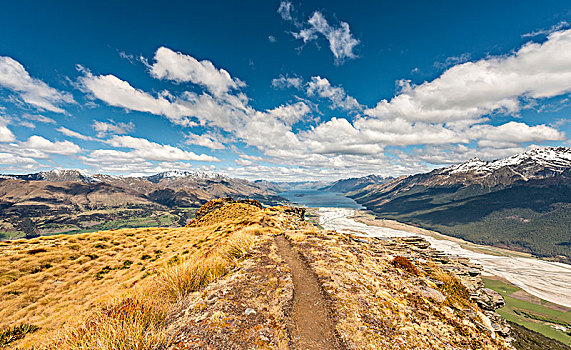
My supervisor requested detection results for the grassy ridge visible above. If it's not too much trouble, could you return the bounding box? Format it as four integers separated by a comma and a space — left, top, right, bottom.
0, 202, 265, 348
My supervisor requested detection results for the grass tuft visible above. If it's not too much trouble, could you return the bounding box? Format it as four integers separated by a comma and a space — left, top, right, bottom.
157, 256, 228, 300
48, 296, 171, 350
0, 323, 39, 347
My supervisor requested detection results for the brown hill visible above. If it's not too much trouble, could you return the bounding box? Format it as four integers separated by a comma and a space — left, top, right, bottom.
0, 171, 282, 240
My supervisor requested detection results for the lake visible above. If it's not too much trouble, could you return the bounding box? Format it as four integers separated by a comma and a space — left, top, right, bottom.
278, 190, 364, 209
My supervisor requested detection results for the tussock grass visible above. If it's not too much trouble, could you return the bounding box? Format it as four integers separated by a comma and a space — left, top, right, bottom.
0, 200, 268, 348
157, 256, 228, 300
47, 296, 171, 350
157, 229, 256, 300
430, 266, 471, 307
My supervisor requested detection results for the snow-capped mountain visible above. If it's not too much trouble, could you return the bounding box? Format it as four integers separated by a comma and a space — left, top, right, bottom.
442, 147, 571, 179
1, 169, 99, 183
409, 147, 571, 187
145, 170, 227, 183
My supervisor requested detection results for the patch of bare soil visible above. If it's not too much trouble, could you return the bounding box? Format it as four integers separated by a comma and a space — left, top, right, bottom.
274, 234, 340, 350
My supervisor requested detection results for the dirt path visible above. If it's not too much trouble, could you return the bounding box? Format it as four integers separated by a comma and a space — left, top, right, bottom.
274, 234, 340, 350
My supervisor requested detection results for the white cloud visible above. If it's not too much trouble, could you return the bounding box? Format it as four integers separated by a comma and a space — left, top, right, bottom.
469, 121, 565, 145
306, 76, 361, 111
106, 135, 219, 162
433, 53, 471, 70
185, 132, 226, 150
365, 29, 571, 123
149, 47, 245, 96
268, 35, 277, 43
0, 56, 74, 113
57, 127, 97, 141
22, 114, 56, 124
20, 121, 35, 128
522, 21, 569, 38
79, 71, 198, 127
0, 117, 15, 142
235, 157, 253, 166
266, 102, 310, 125
401, 144, 530, 166
271, 74, 303, 89
21, 135, 81, 155
277, 1, 293, 21
291, 11, 360, 64
0, 152, 38, 166
92, 120, 135, 137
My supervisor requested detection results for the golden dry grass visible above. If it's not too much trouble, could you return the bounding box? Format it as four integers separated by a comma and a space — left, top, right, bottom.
0, 201, 268, 348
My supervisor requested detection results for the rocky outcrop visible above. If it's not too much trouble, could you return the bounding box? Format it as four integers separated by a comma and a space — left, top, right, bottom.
392, 236, 512, 341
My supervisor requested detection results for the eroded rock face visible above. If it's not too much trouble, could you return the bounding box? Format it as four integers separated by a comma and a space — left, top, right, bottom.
476, 288, 506, 311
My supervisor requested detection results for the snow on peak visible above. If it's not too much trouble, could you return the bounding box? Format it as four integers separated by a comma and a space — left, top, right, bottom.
446, 158, 488, 174
145, 170, 228, 183
442, 147, 570, 176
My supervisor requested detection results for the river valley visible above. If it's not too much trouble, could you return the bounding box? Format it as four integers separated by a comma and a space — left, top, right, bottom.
280, 190, 571, 309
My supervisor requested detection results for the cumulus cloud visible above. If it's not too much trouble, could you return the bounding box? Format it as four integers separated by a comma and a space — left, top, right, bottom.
185, 132, 226, 150
92, 120, 135, 137
365, 29, 571, 123
149, 47, 245, 96
0, 152, 38, 166
469, 121, 565, 145
0, 56, 74, 113
401, 144, 530, 166
0, 117, 15, 142
79, 71, 198, 127
106, 135, 219, 162
266, 102, 310, 125
21, 135, 81, 155
306, 76, 361, 111
75, 33, 570, 178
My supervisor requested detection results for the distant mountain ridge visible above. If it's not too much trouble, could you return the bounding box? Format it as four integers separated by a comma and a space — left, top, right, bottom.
1, 169, 230, 184
0, 169, 283, 240
1, 169, 99, 183
349, 147, 571, 262
320, 174, 394, 193
410, 146, 571, 187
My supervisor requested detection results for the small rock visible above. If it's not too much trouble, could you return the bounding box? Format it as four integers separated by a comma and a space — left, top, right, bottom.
244, 307, 256, 316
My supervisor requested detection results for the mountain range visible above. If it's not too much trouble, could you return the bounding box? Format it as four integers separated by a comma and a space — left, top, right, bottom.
0, 170, 282, 240
348, 147, 571, 262
320, 174, 393, 192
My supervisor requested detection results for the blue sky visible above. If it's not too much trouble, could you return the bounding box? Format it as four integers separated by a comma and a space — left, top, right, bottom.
0, 0, 570, 180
